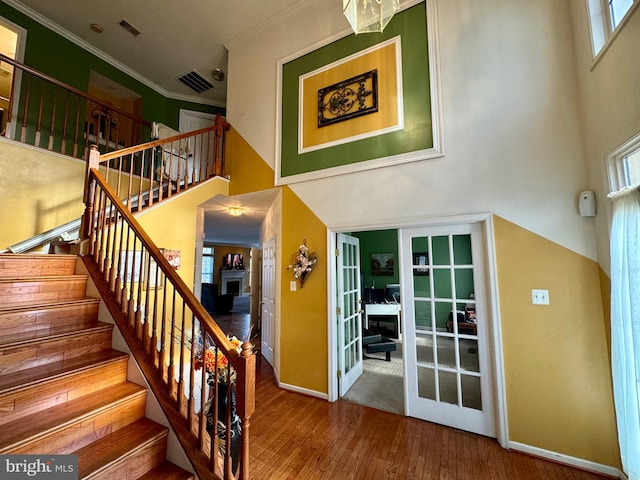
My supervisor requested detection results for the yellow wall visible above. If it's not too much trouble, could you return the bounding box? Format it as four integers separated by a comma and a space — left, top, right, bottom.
226, 126, 274, 196
224, 127, 329, 393
493, 216, 619, 467
0, 139, 85, 248
280, 186, 328, 392
136, 178, 230, 292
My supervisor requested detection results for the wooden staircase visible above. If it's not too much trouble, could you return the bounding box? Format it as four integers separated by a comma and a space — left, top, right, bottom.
0, 253, 194, 480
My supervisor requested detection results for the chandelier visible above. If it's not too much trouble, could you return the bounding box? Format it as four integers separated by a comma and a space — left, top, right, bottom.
343, 0, 400, 34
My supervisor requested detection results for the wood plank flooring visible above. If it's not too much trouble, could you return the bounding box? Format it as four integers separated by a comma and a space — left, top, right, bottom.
249, 357, 614, 480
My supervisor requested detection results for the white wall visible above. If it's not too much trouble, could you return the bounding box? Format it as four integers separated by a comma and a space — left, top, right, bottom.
569, 2, 640, 274
227, 0, 598, 260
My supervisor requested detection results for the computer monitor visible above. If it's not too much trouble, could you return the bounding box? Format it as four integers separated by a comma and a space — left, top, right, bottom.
364, 287, 385, 304
386, 284, 400, 303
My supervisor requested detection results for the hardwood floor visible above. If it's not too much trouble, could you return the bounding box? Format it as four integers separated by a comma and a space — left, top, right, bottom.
250, 357, 614, 480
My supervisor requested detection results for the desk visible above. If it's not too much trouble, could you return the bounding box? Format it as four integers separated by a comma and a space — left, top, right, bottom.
446, 320, 477, 335
365, 303, 401, 339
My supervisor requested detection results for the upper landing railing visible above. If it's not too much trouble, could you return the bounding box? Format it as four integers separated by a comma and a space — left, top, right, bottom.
0, 52, 152, 159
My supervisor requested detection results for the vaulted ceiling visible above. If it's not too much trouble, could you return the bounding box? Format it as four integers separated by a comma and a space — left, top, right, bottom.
8, 0, 308, 106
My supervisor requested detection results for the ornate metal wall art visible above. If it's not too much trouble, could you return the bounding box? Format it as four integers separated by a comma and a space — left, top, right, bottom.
317, 69, 378, 127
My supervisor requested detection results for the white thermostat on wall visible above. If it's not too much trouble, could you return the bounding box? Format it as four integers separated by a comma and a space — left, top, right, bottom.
578, 191, 596, 217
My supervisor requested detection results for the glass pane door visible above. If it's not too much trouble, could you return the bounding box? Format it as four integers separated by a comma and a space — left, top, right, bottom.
338, 233, 363, 395
402, 223, 494, 437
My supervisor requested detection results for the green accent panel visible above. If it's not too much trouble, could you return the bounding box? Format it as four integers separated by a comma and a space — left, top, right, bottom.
280, 3, 431, 177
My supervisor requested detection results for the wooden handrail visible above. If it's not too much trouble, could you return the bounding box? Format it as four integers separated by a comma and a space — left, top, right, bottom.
1, 53, 152, 160
0, 53, 151, 127
82, 165, 254, 479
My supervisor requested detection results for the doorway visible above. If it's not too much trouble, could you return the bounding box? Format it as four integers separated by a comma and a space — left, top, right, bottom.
329, 215, 506, 443
0, 15, 26, 138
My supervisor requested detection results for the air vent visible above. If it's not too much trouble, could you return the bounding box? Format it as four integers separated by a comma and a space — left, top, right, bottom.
178, 71, 214, 93
119, 19, 141, 37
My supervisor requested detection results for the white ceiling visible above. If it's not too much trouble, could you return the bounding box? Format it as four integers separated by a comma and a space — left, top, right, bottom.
10, 0, 309, 106
201, 189, 279, 247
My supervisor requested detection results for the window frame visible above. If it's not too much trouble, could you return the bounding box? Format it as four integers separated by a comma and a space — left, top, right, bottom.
607, 131, 640, 193
586, 0, 639, 63
201, 245, 215, 284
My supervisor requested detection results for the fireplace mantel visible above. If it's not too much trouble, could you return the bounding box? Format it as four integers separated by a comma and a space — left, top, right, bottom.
220, 270, 245, 295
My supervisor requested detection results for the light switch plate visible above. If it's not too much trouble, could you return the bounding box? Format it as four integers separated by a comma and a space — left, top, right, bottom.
531, 289, 549, 305
290, 280, 297, 291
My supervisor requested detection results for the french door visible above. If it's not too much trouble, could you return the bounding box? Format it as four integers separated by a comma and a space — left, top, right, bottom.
400, 223, 495, 437
337, 233, 363, 396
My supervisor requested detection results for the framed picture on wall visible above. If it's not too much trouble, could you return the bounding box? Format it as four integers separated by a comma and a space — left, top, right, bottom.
413, 252, 429, 275
371, 253, 394, 276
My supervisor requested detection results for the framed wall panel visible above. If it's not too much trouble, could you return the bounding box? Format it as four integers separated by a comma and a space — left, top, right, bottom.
276, 1, 443, 185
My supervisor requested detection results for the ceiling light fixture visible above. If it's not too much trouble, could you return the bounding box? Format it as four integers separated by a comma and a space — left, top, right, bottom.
343, 0, 399, 34
228, 207, 244, 217
212, 68, 225, 82
90, 23, 103, 34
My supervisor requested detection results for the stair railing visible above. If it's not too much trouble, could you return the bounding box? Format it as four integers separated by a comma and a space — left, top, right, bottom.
0, 53, 151, 159
81, 150, 254, 480
95, 115, 229, 212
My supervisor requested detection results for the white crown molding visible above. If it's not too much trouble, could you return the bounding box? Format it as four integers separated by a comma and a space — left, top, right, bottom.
3, 0, 224, 108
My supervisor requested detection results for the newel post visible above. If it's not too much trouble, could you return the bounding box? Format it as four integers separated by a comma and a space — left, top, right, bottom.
236, 342, 256, 479
80, 145, 100, 248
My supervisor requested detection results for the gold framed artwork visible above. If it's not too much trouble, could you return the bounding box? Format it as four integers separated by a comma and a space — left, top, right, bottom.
317, 69, 378, 127
299, 36, 403, 154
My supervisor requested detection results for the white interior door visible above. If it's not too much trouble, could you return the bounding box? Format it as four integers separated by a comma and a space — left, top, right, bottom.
261, 237, 276, 367
337, 233, 363, 396
400, 223, 495, 437
178, 110, 217, 182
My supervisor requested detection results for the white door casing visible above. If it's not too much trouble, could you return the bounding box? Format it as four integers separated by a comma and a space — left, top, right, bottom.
337, 233, 363, 396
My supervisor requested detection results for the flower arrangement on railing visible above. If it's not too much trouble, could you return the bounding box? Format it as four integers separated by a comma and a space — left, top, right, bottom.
194, 334, 243, 472
196, 335, 242, 385
287, 239, 318, 288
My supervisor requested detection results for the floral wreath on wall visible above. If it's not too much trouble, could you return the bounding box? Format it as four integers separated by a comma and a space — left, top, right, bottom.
287, 239, 318, 287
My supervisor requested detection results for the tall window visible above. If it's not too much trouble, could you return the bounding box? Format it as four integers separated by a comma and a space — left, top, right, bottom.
587, 0, 638, 56
607, 134, 640, 479
202, 246, 214, 284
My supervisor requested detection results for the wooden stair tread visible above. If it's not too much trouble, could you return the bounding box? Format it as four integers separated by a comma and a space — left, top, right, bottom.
0, 349, 128, 393
0, 254, 78, 278
138, 460, 195, 480
0, 381, 146, 451
74, 417, 167, 478
0, 321, 112, 348
0, 297, 100, 314
0, 274, 88, 283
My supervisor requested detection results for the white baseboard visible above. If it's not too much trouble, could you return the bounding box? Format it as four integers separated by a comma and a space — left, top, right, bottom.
277, 380, 328, 400
508, 441, 624, 478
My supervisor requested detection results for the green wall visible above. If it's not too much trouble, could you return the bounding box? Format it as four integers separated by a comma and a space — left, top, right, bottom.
354, 229, 399, 290
280, 3, 432, 177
